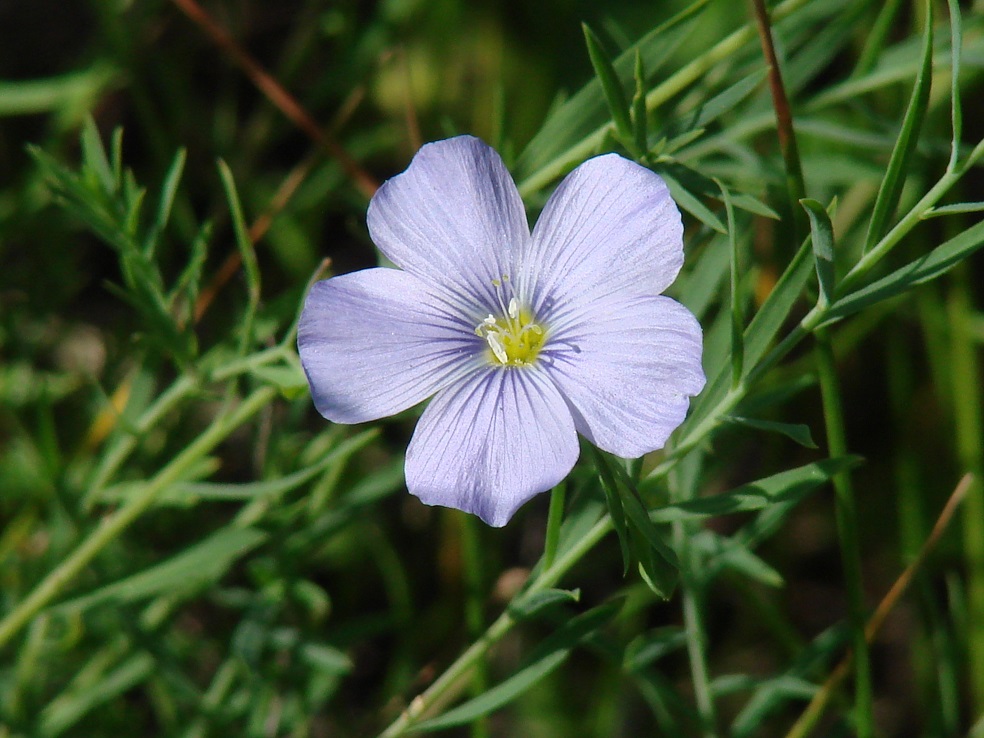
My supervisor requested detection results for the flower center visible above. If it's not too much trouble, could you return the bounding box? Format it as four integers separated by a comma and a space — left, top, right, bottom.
475, 297, 546, 367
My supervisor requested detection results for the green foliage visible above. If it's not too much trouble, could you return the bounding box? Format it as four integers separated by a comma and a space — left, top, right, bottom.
3, 0, 984, 735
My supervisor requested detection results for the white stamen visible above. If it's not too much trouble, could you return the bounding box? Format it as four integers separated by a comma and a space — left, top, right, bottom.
486, 332, 508, 364
508, 298, 519, 319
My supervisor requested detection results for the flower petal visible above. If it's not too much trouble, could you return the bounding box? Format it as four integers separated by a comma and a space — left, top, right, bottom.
519, 154, 683, 322
367, 136, 530, 316
406, 367, 579, 527
543, 294, 705, 458
298, 268, 480, 424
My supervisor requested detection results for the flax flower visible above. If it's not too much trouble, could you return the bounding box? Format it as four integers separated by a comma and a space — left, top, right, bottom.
298, 136, 704, 526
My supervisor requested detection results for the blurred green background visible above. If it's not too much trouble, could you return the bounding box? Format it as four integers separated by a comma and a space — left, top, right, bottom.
2, 0, 984, 736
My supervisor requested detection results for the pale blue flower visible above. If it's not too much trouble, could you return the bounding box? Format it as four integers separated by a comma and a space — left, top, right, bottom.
298, 136, 705, 526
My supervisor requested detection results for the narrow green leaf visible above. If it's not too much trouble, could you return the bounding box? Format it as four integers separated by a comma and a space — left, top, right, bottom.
300, 643, 353, 676
661, 127, 705, 155
636, 549, 677, 600
720, 180, 744, 387
801, 198, 835, 307
216, 159, 260, 299
695, 531, 785, 587
145, 148, 187, 257
413, 602, 620, 732
923, 202, 984, 218
56, 528, 268, 612
824, 218, 984, 326
947, 0, 963, 171
632, 49, 648, 156
29, 145, 127, 252
80, 116, 114, 195
863, 0, 933, 253
122, 180, 146, 239
528, 598, 624, 663
661, 171, 726, 233
730, 192, 780, 221
731, 626, 848, 737
691, 69, 768, 130
716, 545, 784, 587
676, 230, 730, 319
685, 237, 813, 431
650, 456, 861, 522
39, 653, 155, 735
619, 483, 679, 571
249, 363, 308, 398
583, 23, 632, 142
852, 0, 904, 77
99, 428, 379, 505
595, 453, 632, 574
169, 219, 212, 312
510, 589, 581, 620
624, 627, 687, 672
217, 159, 261, 358
110, 127, 124, 193
740, 374, 817, 416
0, 65, 117, 116
412, 653, 568, 733
727, 415, 818, 448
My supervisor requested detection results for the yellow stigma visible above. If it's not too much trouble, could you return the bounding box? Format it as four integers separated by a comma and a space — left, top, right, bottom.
475, 298, 546, 367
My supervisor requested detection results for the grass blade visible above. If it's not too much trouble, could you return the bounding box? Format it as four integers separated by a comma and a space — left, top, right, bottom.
862, 0, 933, 253
583, 23, 632, 144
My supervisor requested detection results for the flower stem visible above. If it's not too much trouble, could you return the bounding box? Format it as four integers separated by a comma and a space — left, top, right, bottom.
682, 581, 717, 738
814, 328, 874, 738
543, 482, 567, 570
946, 267, 984, 707
459, 513, 490, 738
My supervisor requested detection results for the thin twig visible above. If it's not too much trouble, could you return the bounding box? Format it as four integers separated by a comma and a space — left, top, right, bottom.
785, 473, 974, 738
749, 0, 807, 237
170, 0, 378, 200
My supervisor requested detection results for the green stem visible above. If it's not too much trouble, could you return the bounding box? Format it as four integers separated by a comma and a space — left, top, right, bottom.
682, 581, 717, 738
814, 329, 873, 738
543, 482, 567, 570
0, 385, 278, 651
459, 513, 490, 738
86, 372, 197, 500
947, 267, 984, 708
671, 464, 717, 738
